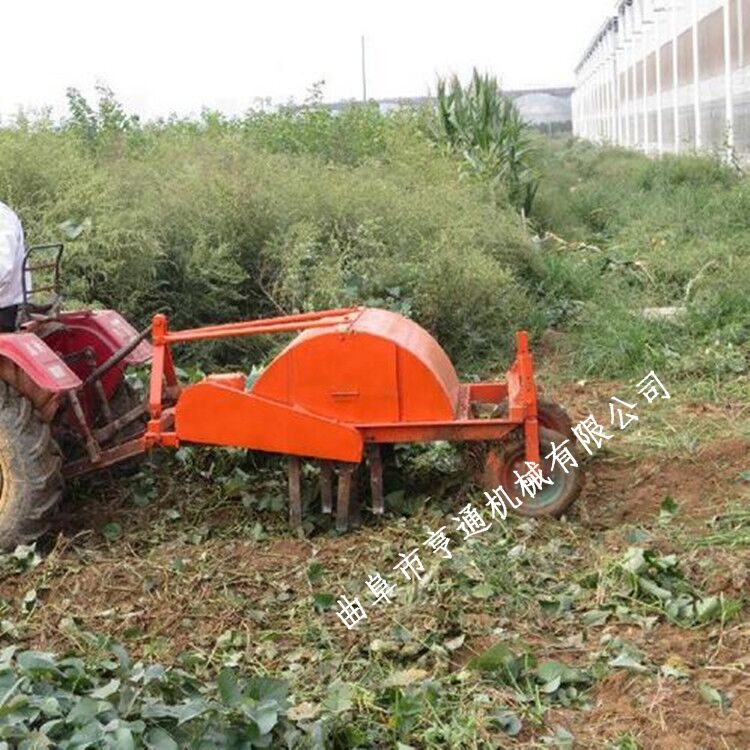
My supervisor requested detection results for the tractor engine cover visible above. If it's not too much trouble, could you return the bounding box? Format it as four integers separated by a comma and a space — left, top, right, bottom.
251, 308, 461, 424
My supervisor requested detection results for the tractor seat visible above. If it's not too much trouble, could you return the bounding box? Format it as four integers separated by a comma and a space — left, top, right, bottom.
24, 301, 56, 316
16, 295, 63, 328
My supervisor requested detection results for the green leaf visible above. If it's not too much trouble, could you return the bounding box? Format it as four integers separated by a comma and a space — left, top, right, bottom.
307, 562, 324, 584
698, 681, 730, 710
582, 609, 610, 627
637, 575, 673, 601
312, 593, 335, 612
540, 675, 562, 694
145, 727, 179, 750
695, 596, 721, 623
21, 589, 37, 613
549, 726, 575, 749
468, 643, 531, 684
470, 583, 495, 599
659, 496, 679, 522
90, 678, 120, 699
536, 660, 566, 684
111, 643, 132, 671
246, 676, 288, 703
608, 651, 650, 673
626, 527, 651, 543
660, 663, 689, 680
38, 696, 62, 717
620, 548, 647, 574
217, 668, 241, 707
111, 727, 136, 750
67, 696, 102, 726
322, 681, 353, 714
738, 470, 750, 482
102, 523, 123, 542
17, 651, 58, 673
248, 699, 279, 735
493, 710, 522, 736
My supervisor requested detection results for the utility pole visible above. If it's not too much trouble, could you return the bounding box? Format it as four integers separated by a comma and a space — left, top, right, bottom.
361, 35, 367, 103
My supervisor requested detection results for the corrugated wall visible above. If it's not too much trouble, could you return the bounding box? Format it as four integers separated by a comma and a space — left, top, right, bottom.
573, 0, 750, 158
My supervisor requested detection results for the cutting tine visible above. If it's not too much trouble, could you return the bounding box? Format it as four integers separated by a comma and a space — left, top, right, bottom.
288, 456, 302, 528
320, 461, 334, 514
367, 444, 384, 516
336, 464, 354, 532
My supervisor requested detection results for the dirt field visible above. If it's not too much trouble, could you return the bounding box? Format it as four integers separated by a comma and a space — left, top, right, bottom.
1, 372, 747, 748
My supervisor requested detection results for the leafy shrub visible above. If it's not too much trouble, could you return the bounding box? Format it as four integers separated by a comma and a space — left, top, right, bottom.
0, 90, 542, 373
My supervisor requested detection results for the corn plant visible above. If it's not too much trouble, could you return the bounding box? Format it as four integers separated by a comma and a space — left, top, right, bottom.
432, 69, 540, 215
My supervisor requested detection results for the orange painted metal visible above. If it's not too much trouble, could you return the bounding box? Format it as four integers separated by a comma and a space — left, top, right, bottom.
515, 331, 541, 466
175, 382, 363, 462
206, 373, 246, 390
143, 307, 542, 466
252, 308, 459, 424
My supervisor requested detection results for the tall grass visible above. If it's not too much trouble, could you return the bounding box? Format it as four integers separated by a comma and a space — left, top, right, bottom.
527, 137, 749, 381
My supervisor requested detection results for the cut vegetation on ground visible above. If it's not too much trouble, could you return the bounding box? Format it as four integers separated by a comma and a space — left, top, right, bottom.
0, 82, 747, 748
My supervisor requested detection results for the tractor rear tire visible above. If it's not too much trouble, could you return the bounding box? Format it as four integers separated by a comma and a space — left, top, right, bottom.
0, 382, 64, 551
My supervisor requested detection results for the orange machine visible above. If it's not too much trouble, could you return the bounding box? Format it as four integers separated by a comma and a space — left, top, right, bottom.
135, 307, 582, 530
0, 240, 580, 552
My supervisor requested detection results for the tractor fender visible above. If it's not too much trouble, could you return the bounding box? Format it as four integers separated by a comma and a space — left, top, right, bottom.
0, 333, 82, 421
39, 310, 152, 399
53, 310, 152, 365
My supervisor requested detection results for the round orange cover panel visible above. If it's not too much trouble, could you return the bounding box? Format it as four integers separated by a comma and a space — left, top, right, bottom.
251, 309, 460, 424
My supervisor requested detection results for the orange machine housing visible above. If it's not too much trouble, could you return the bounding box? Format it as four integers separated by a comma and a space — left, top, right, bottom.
146, 306, 538, 469
252, 308, 461, 425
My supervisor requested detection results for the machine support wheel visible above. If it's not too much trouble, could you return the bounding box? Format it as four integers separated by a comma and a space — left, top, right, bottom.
481, 426, 583, 518
0, 382, 64, 551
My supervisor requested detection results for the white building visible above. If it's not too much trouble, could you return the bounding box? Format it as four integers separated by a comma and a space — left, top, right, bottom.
573, 0, 750, 157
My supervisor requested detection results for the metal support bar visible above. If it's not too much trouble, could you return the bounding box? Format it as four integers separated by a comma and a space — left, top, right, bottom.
64, 437, 146, 478
165, 308, 362, 344
692, 0, 702, 149
93, 401, 147, 444
82, 326, 152, 389
723, 0, 735, 158
67, 391, 101, 463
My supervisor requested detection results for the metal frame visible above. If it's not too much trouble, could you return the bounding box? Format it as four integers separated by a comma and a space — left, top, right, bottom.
57, 305, 545, 534
142, 309, 541, 465
20, 244, 64, 322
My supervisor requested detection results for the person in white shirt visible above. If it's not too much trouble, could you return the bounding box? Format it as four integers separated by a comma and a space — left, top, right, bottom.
0, 201, 27, 332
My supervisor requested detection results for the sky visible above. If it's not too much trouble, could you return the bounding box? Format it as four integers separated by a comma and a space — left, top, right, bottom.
1, 0, 610, 122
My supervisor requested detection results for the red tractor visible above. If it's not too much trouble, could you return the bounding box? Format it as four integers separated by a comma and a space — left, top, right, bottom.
0, 244, 582, 551
0, 244, 152, 549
